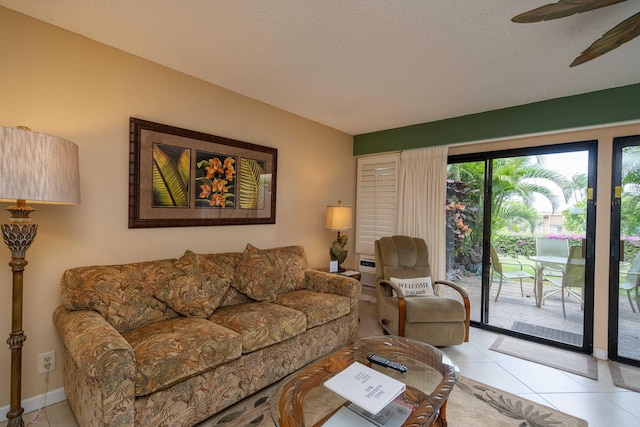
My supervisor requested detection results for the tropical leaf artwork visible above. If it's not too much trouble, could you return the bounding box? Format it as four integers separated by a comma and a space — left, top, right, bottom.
195, 151, 236, 208
239, 158, 266, 210
152, 143, 190, 207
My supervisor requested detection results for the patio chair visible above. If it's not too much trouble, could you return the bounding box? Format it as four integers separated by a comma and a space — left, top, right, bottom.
375, 235, 470, 346
542, 245, 585, 318
536, 238, 569, 279
620, 252, 640, 313
489, 242, 537, 302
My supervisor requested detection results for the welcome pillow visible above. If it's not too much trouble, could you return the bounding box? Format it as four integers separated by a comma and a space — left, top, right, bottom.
389, 277, 434, 297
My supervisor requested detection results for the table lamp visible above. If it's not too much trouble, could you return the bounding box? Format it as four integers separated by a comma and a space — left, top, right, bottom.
325, 201, 352, 272
0, 126, 80, 427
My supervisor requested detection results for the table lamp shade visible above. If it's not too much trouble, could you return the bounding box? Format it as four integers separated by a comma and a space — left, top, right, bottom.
325, 204, 352, 231
0, 126, 80, 204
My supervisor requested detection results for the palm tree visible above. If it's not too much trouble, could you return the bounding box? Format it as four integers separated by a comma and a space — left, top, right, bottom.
565, 173, 588, 204
620, 146, 640, 237
447, 156, 570, 273
491, 156, 570, 233
448, 156, 570, 236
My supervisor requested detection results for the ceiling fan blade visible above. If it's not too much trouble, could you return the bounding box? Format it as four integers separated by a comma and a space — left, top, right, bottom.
570, 11, 640, 66
512, 0, 627, 23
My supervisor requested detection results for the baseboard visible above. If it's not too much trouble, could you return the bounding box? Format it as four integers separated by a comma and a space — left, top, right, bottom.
0, 387, 67, 422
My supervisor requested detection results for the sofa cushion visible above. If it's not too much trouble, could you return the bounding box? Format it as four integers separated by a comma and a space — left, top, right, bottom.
61, 260, 179, 333
122, 317, 241, 397
154, 250, 233, 318
274, 290, 350, 328
233, 244, 308, 301
209, 302, 307, 353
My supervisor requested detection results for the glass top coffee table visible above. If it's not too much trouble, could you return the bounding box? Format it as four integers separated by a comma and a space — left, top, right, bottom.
270, 335, 459, 427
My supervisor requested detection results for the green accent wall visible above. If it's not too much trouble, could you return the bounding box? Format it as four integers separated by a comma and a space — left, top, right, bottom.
353, 82, 640, 156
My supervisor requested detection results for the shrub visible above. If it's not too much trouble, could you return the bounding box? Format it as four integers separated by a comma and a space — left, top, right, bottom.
492, 233, 584, 258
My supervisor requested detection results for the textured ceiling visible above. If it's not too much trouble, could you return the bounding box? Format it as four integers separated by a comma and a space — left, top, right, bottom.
2, 0, 639, 135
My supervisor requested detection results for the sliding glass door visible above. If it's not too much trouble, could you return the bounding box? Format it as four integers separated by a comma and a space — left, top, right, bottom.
447, 141, 596, 352
609, 135, 640, 366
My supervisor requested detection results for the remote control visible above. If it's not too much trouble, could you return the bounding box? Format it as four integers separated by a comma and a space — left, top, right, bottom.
367, 354, 407, 373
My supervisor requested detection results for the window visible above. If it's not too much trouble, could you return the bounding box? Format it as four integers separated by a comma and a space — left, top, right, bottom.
355, 154, 399, 255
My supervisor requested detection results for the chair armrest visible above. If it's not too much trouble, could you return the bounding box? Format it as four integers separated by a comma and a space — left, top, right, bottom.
434, 279, 469, 299
377, 279, 406, 298
434, 280, 471, 342
377, 280, 408, 336
53, 306, 136, 425
623, 271, 640, 278
500, 258, 537, 275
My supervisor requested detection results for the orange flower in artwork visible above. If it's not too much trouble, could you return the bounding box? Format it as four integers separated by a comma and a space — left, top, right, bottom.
225, 164, 235, 181
212, 157, 223, 173
204, 165, 216, 180
212, 178, 228, 193
197, 155, 235, 208
210, 193, 227, 207
199, 183, 212, 198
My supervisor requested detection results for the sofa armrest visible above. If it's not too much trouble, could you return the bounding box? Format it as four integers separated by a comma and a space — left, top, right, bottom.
304, 269, 361, 299
53, 306, 137, 426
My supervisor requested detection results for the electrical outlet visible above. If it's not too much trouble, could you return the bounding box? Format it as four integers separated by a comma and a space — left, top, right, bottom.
38, 351, 55, 374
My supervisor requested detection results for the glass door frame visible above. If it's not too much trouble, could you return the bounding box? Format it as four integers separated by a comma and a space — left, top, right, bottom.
449, 140, 596, 354
608, 134, 640, 366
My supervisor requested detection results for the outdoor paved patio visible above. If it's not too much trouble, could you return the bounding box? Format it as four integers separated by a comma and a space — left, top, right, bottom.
446, 275, 640, 359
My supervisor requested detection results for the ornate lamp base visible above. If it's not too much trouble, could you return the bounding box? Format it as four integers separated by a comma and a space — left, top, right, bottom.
3, 214, 37, 427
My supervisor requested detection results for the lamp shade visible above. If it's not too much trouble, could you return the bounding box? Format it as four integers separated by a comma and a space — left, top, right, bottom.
325, 204, 352, 231
0, 126, 80, 204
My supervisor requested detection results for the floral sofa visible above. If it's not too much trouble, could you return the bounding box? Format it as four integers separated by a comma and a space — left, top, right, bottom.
53, 244, 360, 427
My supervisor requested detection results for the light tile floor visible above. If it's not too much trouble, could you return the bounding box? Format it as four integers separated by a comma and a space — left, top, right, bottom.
358, 294, 640, 427
3, 295, 640, 426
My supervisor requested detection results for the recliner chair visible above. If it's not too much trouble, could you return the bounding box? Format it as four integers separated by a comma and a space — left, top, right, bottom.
375, 235, 470, 346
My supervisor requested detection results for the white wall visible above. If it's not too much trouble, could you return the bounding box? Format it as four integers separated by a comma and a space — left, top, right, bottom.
0, 7, 356, 409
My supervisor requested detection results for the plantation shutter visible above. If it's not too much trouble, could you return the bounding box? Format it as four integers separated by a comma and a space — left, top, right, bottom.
356, 153, 400, 255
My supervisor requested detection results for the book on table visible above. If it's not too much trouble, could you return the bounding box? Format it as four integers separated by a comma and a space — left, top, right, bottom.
323, 361, 406, 415
340, 270, 361, 277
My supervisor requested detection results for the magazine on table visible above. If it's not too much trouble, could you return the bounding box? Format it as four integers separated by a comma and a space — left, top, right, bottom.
323, 361, 406, 415
340, 270, 361, 277
322, 399, 413, 427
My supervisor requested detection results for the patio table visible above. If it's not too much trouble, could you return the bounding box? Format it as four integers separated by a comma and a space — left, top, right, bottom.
527, 255, 568, 307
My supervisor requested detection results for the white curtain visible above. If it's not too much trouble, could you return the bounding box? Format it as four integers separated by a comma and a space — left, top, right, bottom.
397, 146, 449, 280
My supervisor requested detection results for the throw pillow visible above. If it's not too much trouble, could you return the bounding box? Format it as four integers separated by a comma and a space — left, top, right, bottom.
233, 244, 283, 302
271, 245, 308, 293
61, 260, 178, 333
154, 250, 233, 317
389, 276, 434, 297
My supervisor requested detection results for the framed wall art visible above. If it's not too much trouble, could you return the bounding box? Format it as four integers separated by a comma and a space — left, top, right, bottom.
129, 117, 277, 228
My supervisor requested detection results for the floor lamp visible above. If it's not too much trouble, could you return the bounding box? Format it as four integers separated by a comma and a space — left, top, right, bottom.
0, 126, 80, 427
